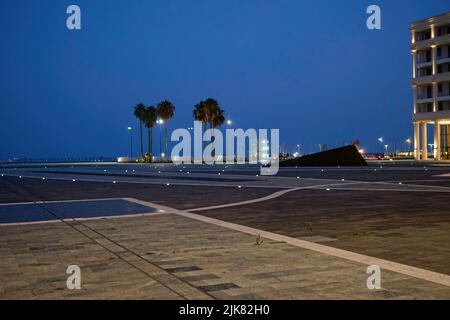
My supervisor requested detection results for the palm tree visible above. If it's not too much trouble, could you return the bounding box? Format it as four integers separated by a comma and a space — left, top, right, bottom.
156, 100, 175, 161
193, 101, 207, 125
203, 98, 219, 127
211, 107, 225, 129
133, 103, 146, 159
201, 98, 224, 161
193, 101, 208, 162
143, 106, 157, 162
210, 105, 225, 161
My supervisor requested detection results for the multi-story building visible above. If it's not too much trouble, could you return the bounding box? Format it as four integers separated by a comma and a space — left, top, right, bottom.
411, 12, 450, 160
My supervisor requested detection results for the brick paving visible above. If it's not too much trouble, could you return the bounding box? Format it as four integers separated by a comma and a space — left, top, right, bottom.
1, 214, 449, 299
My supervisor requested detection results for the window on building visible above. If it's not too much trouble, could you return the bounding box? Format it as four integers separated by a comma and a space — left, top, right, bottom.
437, 47, 442, 58
438, 101, 443, 111
438, 65, 443, 74
438, 83, 443, 94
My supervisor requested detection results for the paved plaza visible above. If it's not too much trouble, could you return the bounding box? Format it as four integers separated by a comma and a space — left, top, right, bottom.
0, 161, 450, 299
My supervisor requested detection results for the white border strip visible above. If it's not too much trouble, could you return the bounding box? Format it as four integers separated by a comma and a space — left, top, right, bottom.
0, 197, 127, 206
0, 198, 166, 227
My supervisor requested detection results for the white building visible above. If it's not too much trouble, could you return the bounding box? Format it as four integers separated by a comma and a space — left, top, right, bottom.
411, 12, 450, 160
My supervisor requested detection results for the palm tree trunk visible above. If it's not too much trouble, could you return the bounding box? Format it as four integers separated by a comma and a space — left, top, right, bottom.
139, 121, 143, 158
148, 128, 153, 162
211, 123, 215, 162
149, 127, 153, 162
201, 123, 204, 164
165, 123, 168, 161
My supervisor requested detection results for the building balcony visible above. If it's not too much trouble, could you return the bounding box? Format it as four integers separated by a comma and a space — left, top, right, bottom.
412, 33, 450, 50
417, 60, 432, 68
413, 72, 450, 85
435, 72, 450, 82
417, 97, 433, 104
437, 56, 450, 65
413, 109, 450, 122
437, 95, 450, 102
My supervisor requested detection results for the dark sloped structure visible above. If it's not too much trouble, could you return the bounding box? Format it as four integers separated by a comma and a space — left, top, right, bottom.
280, 145, 368, 167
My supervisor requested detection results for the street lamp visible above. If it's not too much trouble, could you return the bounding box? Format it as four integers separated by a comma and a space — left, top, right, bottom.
406, 138, 412, 156
157, 119, 164, 159
384, 144, 389, 156
227, 119, 232, 126
378, 137, 384, 154
127, 127, 133, 160
294, 144, 300, 158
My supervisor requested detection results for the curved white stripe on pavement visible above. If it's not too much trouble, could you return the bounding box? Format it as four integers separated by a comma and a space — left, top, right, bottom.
189, 181, 360, 212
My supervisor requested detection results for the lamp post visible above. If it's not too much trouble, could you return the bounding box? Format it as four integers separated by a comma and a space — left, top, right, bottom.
406, 138, 412, 157
157, 119, 164, 159
378, 137, 383, 155
127, 127, 133, 160
227, 119, 232, 126
384, 144, 389, 157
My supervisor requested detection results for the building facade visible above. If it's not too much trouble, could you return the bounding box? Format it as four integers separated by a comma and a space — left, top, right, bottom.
411, 12, 450, 160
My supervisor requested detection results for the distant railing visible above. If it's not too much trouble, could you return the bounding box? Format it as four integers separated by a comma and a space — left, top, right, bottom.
0, 157, 116, 164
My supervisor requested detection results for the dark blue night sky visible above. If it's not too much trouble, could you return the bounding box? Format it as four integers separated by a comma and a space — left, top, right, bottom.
1, 0, 449, 159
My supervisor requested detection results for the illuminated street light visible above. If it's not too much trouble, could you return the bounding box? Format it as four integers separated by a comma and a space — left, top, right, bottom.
127, 126, 133, 159
378, 137, 384, 154
227, 119, 232, 125
157, 119, 164, 158
406, 138, 412, 156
